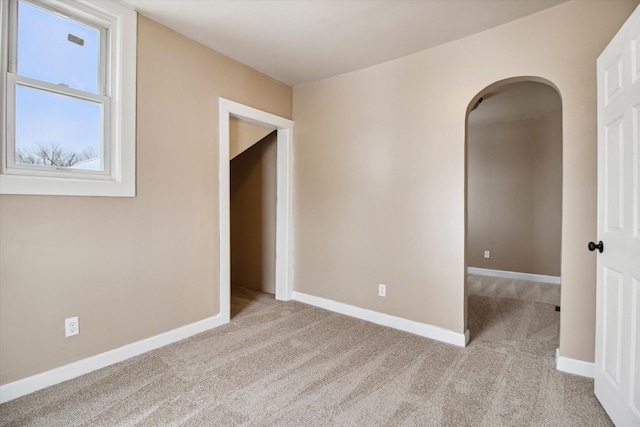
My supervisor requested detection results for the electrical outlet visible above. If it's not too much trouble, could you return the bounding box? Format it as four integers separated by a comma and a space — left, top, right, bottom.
378, 284, 386, 297
65, 316, 79, 337
484, 250, 490, 259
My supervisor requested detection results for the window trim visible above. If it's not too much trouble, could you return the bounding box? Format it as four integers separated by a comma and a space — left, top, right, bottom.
0, 0, 137, 197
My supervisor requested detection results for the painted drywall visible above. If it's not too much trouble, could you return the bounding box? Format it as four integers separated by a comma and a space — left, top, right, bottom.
229, 117, 275, 160
0, 15, 292, 385
230, 132, 277, 294
531, 114, 563, 276
293, 0, 638, 362
468, 81, 562, 125
467, 113, 562, 277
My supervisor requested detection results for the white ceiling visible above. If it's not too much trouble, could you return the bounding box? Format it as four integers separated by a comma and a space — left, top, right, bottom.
468, 81, 562, 125
118, 0, 569, 86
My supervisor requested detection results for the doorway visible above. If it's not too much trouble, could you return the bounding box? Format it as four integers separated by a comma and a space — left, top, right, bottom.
230, 130, 277, 316
465, 79, 563, 347
218, 98, 294, 323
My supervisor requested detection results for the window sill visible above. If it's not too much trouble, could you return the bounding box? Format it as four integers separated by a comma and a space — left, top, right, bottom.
0, 173, 135, 197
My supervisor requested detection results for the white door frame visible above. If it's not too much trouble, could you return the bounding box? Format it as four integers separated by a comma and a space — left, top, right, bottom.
218, 98, 294, 322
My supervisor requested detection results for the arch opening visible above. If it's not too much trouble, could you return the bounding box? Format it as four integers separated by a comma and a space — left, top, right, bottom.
464, 77, 563, 353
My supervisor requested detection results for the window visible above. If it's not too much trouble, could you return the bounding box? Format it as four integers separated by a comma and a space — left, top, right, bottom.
0, 0, 136, 196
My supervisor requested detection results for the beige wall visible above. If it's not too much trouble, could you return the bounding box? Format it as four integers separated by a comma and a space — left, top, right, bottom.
229, 117, 275, 160
0, 15, 292, 385
467, 113, 562, 277
230, 132, 277, 294
293, 0, 637, 362
532, 115, 563, 276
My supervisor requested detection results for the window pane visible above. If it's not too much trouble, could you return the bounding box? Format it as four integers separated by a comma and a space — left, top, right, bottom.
15, 85, 103, 171
17, 1, 101, 94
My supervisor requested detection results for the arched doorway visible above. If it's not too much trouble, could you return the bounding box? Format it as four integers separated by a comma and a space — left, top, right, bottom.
465, 77, 563, 353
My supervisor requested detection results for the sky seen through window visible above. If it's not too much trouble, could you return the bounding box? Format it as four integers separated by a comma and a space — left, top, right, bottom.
15, 0, 103, 170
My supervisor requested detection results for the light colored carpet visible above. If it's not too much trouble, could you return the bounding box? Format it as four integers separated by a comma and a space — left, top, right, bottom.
0, 275, 611, 426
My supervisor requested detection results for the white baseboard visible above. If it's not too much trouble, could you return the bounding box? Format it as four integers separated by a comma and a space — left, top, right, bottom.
555, 348, 594, 378
292, 291, 469, 347
0, 314, 226, 404
467, 267, 561, 285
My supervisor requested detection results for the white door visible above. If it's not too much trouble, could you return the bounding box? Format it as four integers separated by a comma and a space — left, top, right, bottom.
595, 5, 640, 426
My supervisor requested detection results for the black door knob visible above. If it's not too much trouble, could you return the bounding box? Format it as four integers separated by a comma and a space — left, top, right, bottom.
588, 241, 604, 253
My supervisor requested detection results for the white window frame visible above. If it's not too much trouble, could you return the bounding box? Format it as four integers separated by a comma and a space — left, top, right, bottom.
0, 0, 136, 197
